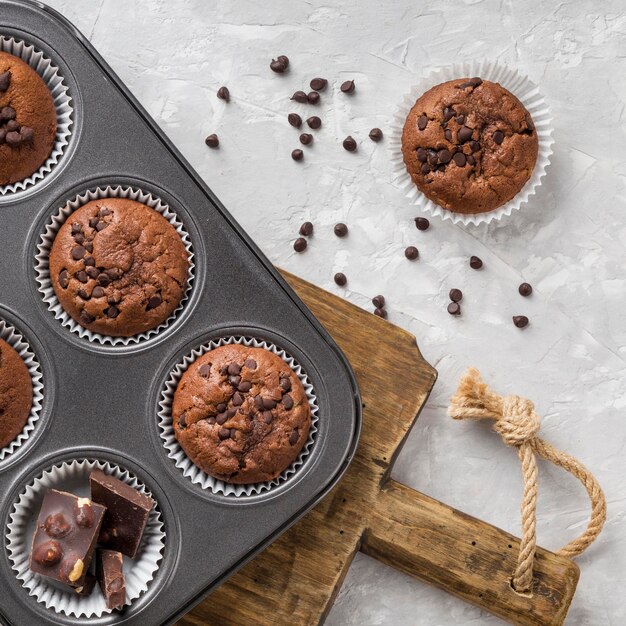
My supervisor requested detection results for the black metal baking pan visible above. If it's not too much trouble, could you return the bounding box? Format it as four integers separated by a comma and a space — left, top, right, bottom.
0, 1, 361, 624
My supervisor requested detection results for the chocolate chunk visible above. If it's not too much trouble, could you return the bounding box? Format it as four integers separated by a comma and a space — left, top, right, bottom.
289, 429, 300, 445
86, 266, 99, 279
369, 128, 383, 142
416, 148, 428, 162
420, 163, 431, 175
217, 86, 230, 102
89, 217, 99, 229
263, 411, 273, 424
20, 127, 34, 144
262, 397, 277, 410
459, 77, 482, 88
238, 380, 252, 392
293, 237, 307, 252
340, 80, 355, 94
443, 107, 455, 121
334, 223, 348, 237
147, 293, 162, 310
99, 208, 111, 218
291, 149, 304, 161
97, 550, 126, 610
417, 115, 428, 131
374, 307, 387, 319
414, 217, 430, 231
447, 302, 461, 316
59, 269, 69, 289
232, 392, 243, 406
310, 77, 327, 91
95, 221, 108, 232
467, 155, 476, 165
227, 363, 241, 376
282, 394, 294, 410
456, 114, 466, 125
0, 106, 15, 121
307, 91, 320, 104
453, 152, 467, 167
342, 136, 357, 152
288, 113, 302, 128
469, 255, 483, 269
444, 129, 452, 141
216, 412, 227, 425
405, 246, 419, 260
458, 126, 473, 143
77, 289, 89, 300
0, 71, 10, 92
219, 427, 231, 440
270, 57, 288, 73
299, 221, 313, 236
300, 133, 313, 145
205, 134, 219, 148
216, 403, 227, 413
280, 377, 291, 392
105, 306, 120, 319
71, 246, 86, 261
90, 470, 154, 559
76, 271, 88, 284
334, 272, 347, 286
30, 490, 105, 587
83, 256, 95, 266
372, 295, 385, 308
254, 395, 264, 409
291, 90, 308, 103
449, 288, 462, 302
513, 315, 529, 328
438, 149, 452, 164
245, 358, 257, 370
518, 282, 533, 297
469, 141, 480, 153
84, 241, 93, 253
80, 310, 95, 324
198, 363, 211, 378
71, 223, 82, 235
306, 116, 322, 129
493, 130, 504, 145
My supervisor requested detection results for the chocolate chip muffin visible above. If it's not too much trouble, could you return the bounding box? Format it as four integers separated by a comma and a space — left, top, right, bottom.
402, 77, 538, 215
172, 345, 311, 484
49, 197, 190, 337
0, 51, 57, 186
0, 338, 33, 448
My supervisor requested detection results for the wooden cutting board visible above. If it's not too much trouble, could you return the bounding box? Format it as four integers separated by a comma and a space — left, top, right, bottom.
179, 271, 579, 626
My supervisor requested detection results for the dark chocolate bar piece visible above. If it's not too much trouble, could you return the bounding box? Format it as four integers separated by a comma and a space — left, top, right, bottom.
75, 573, 97, 596
29, 489, 106, 588
89, 470, 154, 558
97, 549, 126, 610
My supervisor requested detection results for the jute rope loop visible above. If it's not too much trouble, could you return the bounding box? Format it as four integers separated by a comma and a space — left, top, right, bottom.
448, 368, 606, 593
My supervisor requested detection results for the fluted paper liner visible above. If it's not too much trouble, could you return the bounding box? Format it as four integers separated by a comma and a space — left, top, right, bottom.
0, 318, 44, 463
7, 458, 165, 618
158, 336, 319, 497
35, 185, 195, 346
390, 60, 554, 226
0, 35, 73, 197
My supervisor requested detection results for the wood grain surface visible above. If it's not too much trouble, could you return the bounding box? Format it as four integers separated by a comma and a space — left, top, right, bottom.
178, 271, 579, 626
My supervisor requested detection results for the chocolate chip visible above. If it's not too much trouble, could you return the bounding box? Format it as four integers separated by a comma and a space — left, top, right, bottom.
227, 363, 241, 376
369, 128, 383, 142
205, 134, 219, 148
443, 107, 455, 121
229, 375, 241, 388
282, 394, 294, 410
300, 133, 313, 145
291, 90, 308, 103
405, 246, 419, 260
306, 116, 322, 129
288, 113, 302, 128
307, 91, 320, 104
340, 80, 355, 94
459, 77, 483, 88
453, 152, 467, 167
294, 237, 307, 252
438, 149, 452, 164
96, 221, 108, 232
217, 403, 227, 413
372, 295, 385, 308
310, 77, 327, 91
374, 307, 387, 319
198, 363, 211, 378
59, 270, 69, 289
89, 217, 99, 229
262, 397, 277, 410
414, 217, 430, 231
342, 136, 357, 152
270, 57, 288, 73
299, 221, 313, 236
232, 392, 243, 406
20, 127, 34, 144
470, 141, 480, 153
416, 148, 428, 162
80, 310, 95, 324
147, 294, 162, 310
76, 271, 88, 284
518, 283, 533, 297
97, 273, 111, 286
467, 155, 476, 165
493, 130, 504, 145
280, 377, 291, 392
84, 241, 93, 253
334, 272, 347, 286
456, 115, 466, 125
238, 380, 251, 392
98, 208, 111, 217
420, 163, 431, 175
206, 417, 216, 425
427, 150, 438, 166
289, 429, 300, 445
334, 223, 348, 237
513, 315, 529, 328
86, 266, 99, 279
179, 413, 187, 428
0, 106, 15, 121
458, 126, 473, 143
105, 306, 120, 318
449, 288, 462, 302
0, 71, 10, 92
291, 149, 304, 161
107, 294, 120, 305
447, 302, 461, 316
90, 286, 104, 299
33, 541, 63, 567
444, 129, 452, 141
217, 86, 230, 102
245, 358, 257, 370
77, 289, 89, 300
417, 115, 428, 131
216, 412, 227, 425
84, 256, 95, 266
263, 411, 273, 424
218, 427, 231, 440
469, 256, 483, 269
6, 130, 21, 146
71, 223, 82, 235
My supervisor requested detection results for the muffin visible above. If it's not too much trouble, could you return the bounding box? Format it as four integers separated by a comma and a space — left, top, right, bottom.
0, 338, 33, 449
49, 198, 189, 337
172, 345, 311, 484
0, 51, 57, 186
401, 77, 538, 215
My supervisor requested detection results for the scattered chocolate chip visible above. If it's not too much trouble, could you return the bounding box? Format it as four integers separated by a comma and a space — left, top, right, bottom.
89, 217, 99, 229
77, 289, 89, 300
470, 141, 480, 153
291, 90, 308, 103
369, 128, 383, 142
374, 308, 387, 319
447, 302, 461, 316
307, 91, 320, 104
416, 148, 427, 162
444, 129, 452, 142
299, 221, 313, 236
372, 295, 385, 308
453, 152, 467, 167
414, 217, 430, 231
340, 80, 355, 94
458, 126, 473, 143
417, 115, 428, 131
280, 377, 291, 392
86, 266, 99, 279
289, 429, 300, 445
71, 223, 82, 235
76, 271, 88, 284
263, 411, 273, 424
438, 149, 452, 164
270, 57, 288, 73
97, 273, 111, 287
294, 237, 307, 252
310, 77, 327, 91
227, 363, 241, 376
493, 130, 504, 145
95, 221, 108, 231
198, 364, 211, 378
218, 427, 231, 440
205, 134, 219, 148
443, 107, 455, 121
282, 394, 294, 410
105, 306, 120, 319
459, 77, 482, 88
254, 395, 264, 409
288, 113, 302, 128
306, 116, 321, 129
518, 283, 533, 297
20, 127, 34, 144
456, 114, 466, 125
84, 256, 95, 266
99, 208, 111, 217
0, 106, 15, 121
59, 269, 69, 289
405, 246, 419, 260
245, 359, 257, 370
80, 310, 95, 324
469, 256, 483, 269
90, 286, 104, 299
300, 133, 313, 145
420, 163, 431, 175
334, 272, 347, 286
238, 380, 251, 392
216, 412, 227, 425
513, 315, 529, 328
217, 403, 227, 413
229, 375, 241, 387
334, 222, 348, 237
84, 241, 93, 253
449, 288, 463, 302
179, 413, 187, 428
262, 397, 277, 410
232, 392, 243, 406
0, 71, 10, 92
467, 155, 476, 165
342, 136, 357, 152
147, 294, 162, 310
291, 148, 304, 161
217, 86, 230, 102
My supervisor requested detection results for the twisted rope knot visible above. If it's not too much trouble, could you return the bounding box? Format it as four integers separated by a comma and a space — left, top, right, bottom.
496, 396, 540, 447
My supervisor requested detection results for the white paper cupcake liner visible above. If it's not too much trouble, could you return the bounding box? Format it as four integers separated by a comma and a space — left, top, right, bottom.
158, 336, 320, 497
0, 35, 73, 197
390, 60, 554, 226
0, 318, 44, 463
35, 185, 195, 346
6, 458, 165, 618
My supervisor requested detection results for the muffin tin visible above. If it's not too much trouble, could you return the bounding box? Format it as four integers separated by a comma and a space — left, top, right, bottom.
0, 1, 361, 624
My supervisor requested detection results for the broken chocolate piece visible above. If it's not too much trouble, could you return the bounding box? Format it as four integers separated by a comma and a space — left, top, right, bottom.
97, 549, 126, 610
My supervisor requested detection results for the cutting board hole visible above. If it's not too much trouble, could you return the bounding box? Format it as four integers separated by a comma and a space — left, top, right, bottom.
471, 541, 476, 546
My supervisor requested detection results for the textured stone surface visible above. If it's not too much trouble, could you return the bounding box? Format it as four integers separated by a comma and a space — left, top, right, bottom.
45, 1, 625, 623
